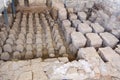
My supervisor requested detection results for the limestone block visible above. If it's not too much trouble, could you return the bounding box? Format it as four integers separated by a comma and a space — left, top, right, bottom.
64, 27, 75, 44
16, 39, 24, 45
67, 8, 74, 13
77, 12, 87, 21
13, 51, 21, 59
78, 47, 109, 78
62, 20, 71, 28
69, 13, 77, 21
72, 19, 81, 28
16, 44, 24, 52
26, 44, 33, 51
25, 51, 33, 59
115, 48, 120, 55
58, 57, 69, 63
71, 32, 87, 49
36, 38, 42, 44
99, 32, 119, 48
86, 1, 94, 8
0, 52, 10, 60
59, 46, 66, 55
90, 23, 104, 33
86, 33, 102, 48
111, 29, 120, 39
77, 23, 92, 34
9, 34, 16, 41
6, 38, 14, 45
98, 47, 120, 78
26, 38, 33, 44
18, 33, 25, 41
58, 8, 67, 21
36, 48, 42, 57
3, 44, 12, 53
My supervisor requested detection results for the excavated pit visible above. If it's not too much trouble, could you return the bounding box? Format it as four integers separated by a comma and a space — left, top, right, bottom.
0, 0, 120, 80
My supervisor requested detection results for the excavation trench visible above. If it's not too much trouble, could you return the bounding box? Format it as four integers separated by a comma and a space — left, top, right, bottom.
0, 11, 76, 61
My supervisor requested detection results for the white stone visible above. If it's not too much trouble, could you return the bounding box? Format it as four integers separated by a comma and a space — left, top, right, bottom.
1, 52, 10, 60
36, 48, 42, 57
16, 44, 24, 52
26, 44, 33, 51
3, 44, 12, 53
77, 23, 92, 34
69, 13, 77, 21
78, 47, 109, 78
13, 51, 21, 59
27, 33, 33, 39
26, 38, 33, 44
59, 46, 66, 55
111, 29, 120, 39
25, 51, 33, 59
98, 47, 120, 76
58, 8, 67, 21
99, 32, 119, 48
16, 39, 24, 45
6, 38, 14, 45
72, 19, 81, 28
58, 57, 69, 63
77, 12, 87, 21
71, 32, 87, 49
90, 23, 104, 33
62, 20, 71, 28
86, 33, 102, 48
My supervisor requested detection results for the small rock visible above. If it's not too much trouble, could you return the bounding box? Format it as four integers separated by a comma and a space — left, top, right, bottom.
72, 19, 81, 28
3, 44, 12, 53
1, 52, 10, 60
25, 51, 33, 59
6, 38, 14, 45
69, 13, 77, 21
13, 51, 21, 59
99, 32, 119, 48
16, 44, 24, 52
78, 12, 87, 21
90, 23, 104, 33
77, 23, 92, 34
26, 44, 33, 51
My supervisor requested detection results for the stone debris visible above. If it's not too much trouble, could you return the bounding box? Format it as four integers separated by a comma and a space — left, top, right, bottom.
77, 47, 110, 79
99, 32, 119, 48
98, 47, 120, 79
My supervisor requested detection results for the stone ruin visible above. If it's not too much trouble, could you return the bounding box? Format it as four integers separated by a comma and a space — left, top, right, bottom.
0, 0, 120, 80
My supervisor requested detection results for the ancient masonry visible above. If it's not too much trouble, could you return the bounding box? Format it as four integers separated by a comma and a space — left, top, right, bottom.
0, 0, 120, 80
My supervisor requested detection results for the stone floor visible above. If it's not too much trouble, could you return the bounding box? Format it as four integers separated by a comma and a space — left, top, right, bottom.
0, 57, 112, 80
